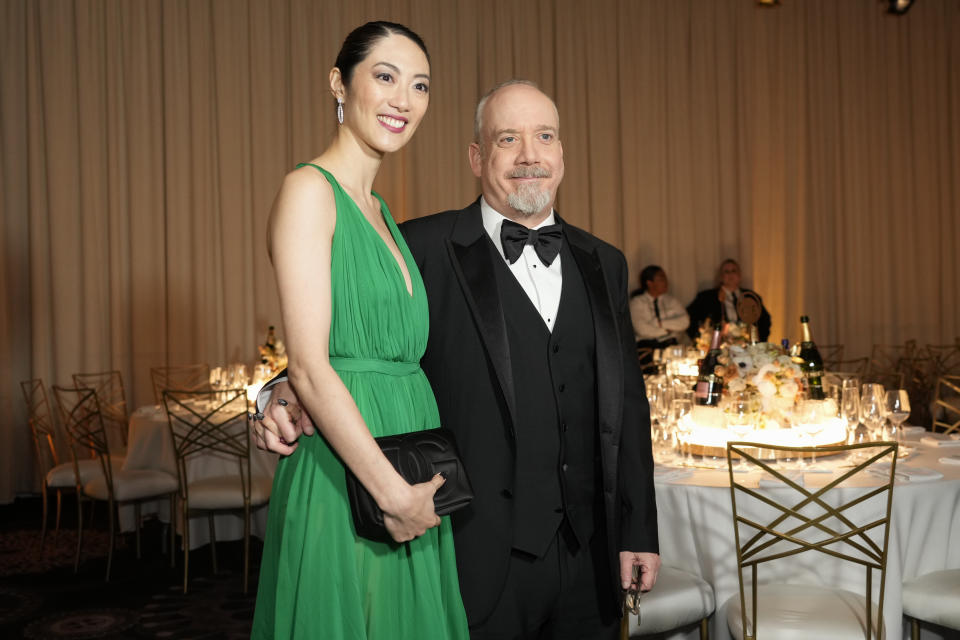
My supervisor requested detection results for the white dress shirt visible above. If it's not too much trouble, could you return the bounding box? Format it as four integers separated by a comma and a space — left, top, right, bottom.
629, 291, 690, 342
722, 287, 743, 323
480, 197, 562, 332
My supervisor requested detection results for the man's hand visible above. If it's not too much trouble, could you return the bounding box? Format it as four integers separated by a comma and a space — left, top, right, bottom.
250, 382, 315, 455
620, 551, 661, 592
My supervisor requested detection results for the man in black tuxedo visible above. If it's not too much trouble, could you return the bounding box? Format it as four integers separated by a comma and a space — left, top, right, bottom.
254, 80, 659, 639
686, 258, 772, 342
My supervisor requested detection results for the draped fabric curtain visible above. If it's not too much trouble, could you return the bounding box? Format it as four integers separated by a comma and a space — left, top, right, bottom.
2, 0, 958, 501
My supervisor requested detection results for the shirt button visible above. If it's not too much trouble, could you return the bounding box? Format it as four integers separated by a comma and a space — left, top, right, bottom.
562, 463, 569, 472
558, 383, 565, 392
552, 344, 560, 353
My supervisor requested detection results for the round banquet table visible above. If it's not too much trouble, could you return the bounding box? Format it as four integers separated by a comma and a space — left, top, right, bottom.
118, 404, 278, 549
650, 431, 960, 640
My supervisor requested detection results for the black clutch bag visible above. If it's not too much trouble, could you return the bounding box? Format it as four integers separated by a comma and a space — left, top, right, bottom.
345, 427, 474, 543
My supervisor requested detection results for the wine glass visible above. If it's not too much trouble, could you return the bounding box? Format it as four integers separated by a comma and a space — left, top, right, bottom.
672, 398, 694, 466
884, 389, 911, 445
860, 384, 886, 441
795, 400, 826, 466
725, 392, 755, 468
841, 382, 861, 445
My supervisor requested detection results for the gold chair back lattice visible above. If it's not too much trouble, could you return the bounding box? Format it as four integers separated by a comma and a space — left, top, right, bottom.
52, 386, 114, 496
21, 379, 62, 473
150, 364, 211, 404
726, 441, 898, 640
72, 370, 129, 446
933, 375, 960, 436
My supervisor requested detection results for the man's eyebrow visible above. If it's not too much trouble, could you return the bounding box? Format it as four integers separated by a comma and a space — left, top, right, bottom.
372, 61, 430, 81
492, 126, 558, 136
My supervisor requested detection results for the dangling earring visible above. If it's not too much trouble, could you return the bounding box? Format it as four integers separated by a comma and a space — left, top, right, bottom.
336, 98, 344, 125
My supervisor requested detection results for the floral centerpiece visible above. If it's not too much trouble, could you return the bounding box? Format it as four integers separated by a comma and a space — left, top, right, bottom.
696, 323, 804, 428
258, 325, 288, 375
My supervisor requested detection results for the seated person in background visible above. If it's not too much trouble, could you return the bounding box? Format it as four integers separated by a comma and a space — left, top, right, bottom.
630, 265, 690, 354
685, 258, 771, 342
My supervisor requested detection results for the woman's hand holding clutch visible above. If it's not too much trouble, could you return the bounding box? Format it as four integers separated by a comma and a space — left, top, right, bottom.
381, 474, 446, 543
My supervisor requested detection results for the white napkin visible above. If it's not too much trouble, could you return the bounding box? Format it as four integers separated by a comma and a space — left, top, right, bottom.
939, 455, 960, 466
653, 466, 695, 483
758, 471, 804, 488
900, 425, 927, 437
920, 434, 960, 448
870, 462, 944, 482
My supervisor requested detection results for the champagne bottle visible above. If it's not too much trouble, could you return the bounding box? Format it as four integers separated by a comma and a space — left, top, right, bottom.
695, 328, 723, 406
799, 315, 825, 400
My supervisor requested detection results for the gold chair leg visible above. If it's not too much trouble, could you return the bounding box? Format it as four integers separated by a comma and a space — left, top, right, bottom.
74, 495, 84, 573
182, 497, 190, 594
53, 489, 63, 545
700, 617, 709, 640
169, 494, 176, 568
208, 513, 218, 574
134, 502, 142, 559
911, 618, 920, 640
243, 503, 250, 594
105, 499, 115, 581
40, 485, 49, 547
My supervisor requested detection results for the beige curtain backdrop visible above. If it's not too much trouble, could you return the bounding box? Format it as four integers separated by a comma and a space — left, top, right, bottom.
2, 0, 958, 501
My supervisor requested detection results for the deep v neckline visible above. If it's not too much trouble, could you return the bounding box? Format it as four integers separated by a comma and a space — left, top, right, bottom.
300, 163, 414, 299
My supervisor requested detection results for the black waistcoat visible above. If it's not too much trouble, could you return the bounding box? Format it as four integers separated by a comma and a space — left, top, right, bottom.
492, 240, 599, 557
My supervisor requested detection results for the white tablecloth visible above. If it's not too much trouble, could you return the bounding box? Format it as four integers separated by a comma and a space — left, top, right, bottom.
652, 433, 960, 640
119, 404, 277, 549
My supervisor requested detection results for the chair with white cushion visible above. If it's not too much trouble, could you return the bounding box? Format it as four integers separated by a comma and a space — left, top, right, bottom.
163, 388, 271, 593
621, 565, 715, 639
724, 440, 898, 640
902, 569, 960, 639
73, 370, 130, 448
52, 385, 177, 580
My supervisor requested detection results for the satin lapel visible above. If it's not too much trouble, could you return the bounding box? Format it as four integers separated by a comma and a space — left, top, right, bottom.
446, 207, 518, 433
567, 234, 623, 436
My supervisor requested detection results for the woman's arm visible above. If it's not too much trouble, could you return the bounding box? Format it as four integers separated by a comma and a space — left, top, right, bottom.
268, 168, 443, 543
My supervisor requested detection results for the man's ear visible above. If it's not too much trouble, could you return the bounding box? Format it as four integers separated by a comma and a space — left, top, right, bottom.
468, 143, 483, 178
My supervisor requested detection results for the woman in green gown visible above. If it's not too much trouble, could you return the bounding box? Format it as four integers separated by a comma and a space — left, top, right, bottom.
250, 22, 468, 639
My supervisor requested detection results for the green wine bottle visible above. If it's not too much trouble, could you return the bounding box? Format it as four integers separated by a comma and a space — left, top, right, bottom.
799, 315, 825, 400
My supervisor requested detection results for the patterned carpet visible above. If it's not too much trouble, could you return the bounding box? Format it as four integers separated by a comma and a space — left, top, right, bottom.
0, 497, 258, 640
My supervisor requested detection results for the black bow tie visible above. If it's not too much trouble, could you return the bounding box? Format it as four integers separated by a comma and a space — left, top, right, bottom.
500, 220, 563, 266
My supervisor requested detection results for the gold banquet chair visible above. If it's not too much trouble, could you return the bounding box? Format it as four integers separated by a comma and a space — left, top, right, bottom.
163, 388, 271, 594
932, 375, 960, 435
20, 378, 101, 547
73, 370, 130, 448
724, 441, 898, 640
902, 569, 960, 639
621, 566, 715, 639
820, 344, 845, 371
150, 363, 211, 404
52, 386, 177, 580
827, 357, 869, 381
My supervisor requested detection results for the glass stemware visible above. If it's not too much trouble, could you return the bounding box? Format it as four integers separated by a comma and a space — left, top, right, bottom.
884, 389, 911, 445
673, 398, 694, 466
860, 383, 886, 441
841, 380, 861, 444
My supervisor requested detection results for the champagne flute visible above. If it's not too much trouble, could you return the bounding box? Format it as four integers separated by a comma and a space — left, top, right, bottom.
725, 392, 754, 469
884, 389, 911, 445
796, 400, 825, 466
860, 384, 886, 441
673, 398, 694, 466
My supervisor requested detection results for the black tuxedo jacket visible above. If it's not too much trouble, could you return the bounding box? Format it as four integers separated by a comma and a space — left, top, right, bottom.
400, 199, 658, 625
685, 286, 772, 342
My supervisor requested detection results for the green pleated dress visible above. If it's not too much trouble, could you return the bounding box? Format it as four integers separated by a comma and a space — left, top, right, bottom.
251, 164, 469, 640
